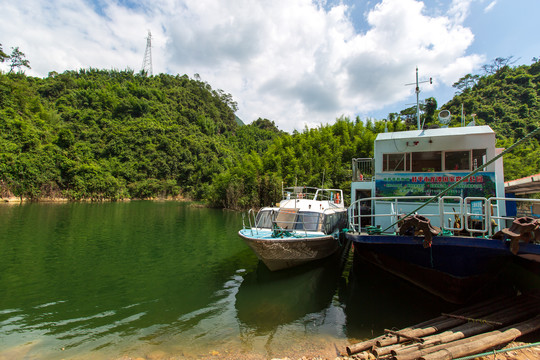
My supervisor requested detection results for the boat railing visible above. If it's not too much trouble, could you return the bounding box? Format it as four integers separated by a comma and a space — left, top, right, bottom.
282, 186, 319, 201
347, 195, 522, 237
462, 197, 490, 236
439, 196, 465, 233
281, 187, 344, 205
243, 209, 259, 236
352, 158, 374, 181
348, 196, 439, 233
488, 197, 540, 230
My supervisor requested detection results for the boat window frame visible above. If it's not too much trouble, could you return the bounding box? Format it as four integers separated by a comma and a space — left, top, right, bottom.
381, 149, 488, 173
443, 150, 471, 171
294, 212, 323, 232
255, 209, 274, 229
411, 151, 442, 172
382, 153, 411, 172
472, 149, 487, 170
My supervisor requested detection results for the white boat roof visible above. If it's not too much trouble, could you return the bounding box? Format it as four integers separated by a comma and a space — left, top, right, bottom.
375, 125, 495, 142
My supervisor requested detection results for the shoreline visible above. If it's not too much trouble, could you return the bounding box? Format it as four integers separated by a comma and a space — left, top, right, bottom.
0, 196, 195, 204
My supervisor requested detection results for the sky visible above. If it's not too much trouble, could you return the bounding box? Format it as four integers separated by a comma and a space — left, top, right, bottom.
1, 0, 538, 132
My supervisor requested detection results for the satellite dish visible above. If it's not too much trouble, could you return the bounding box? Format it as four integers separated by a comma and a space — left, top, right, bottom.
438, 110, 451, 125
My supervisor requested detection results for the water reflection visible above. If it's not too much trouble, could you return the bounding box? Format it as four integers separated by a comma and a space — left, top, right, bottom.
235, 248, 350, 332
342, 258, 458, 339
0, 202, 466, 360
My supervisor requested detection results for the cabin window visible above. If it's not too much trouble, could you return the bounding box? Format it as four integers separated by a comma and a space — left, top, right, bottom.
383, 153, 410, 172
472, 149, 487, 169
323, 212, 347, 234
382, 149, 488, 173
411, 151, 442, 172
294, 212, 322, 231
444, 151, 470, 171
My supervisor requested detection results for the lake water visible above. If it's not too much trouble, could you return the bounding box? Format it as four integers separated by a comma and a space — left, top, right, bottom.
0, 202, 455, 359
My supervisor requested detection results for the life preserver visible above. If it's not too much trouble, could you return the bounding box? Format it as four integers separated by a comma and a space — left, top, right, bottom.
335, 192, 340, 204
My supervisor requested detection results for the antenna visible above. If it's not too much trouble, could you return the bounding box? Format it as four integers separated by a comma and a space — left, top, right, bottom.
405, 67, 432, 130
142, 30, 153, 76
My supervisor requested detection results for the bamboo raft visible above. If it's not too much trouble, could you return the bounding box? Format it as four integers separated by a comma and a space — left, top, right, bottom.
344, 292, 540, 360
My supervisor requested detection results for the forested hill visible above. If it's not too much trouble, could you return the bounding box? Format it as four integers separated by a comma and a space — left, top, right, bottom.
0, 69, 281, 202
0, 60, 539, 207
441, 60, 540, 180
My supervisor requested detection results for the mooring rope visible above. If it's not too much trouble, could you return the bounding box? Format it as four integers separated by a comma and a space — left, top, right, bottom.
452, 340, 540, 360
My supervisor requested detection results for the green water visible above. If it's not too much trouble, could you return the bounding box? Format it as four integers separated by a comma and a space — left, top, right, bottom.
0, 202, 452, 359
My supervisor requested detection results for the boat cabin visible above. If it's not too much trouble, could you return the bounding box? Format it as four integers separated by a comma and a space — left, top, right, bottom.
351, 125, 506, 232
253, 187, 347, 235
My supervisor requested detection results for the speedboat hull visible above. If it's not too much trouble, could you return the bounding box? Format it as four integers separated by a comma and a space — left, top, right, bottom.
239, 229, 342, 271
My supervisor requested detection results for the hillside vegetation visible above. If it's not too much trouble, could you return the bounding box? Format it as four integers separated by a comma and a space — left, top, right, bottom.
0, 69, 280, 202
443, 59, 540, 180
0, 59, 539, 208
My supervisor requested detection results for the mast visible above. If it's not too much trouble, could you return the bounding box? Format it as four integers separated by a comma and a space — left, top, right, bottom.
405, 67, 432, 130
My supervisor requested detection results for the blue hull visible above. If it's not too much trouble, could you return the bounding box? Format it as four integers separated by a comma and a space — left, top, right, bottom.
346, 233, 521, 303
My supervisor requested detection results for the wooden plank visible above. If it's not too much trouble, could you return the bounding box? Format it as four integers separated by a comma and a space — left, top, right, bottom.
384, 329, 424, 343
391, 301, 540, 360
346, 293, 536, 356
420, 314, 540, 360
376, 294, 534, 348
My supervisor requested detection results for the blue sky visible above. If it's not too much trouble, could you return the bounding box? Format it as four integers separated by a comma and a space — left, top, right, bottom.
340, 0, 540, 121
0, 0, 538, 132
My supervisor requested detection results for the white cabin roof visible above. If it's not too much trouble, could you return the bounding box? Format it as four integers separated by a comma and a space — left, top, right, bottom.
375, 125, 495, 142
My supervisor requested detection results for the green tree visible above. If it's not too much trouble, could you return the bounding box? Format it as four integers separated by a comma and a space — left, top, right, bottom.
8, 47, 31, 73
0, 44, 8, 63
452, 74, 479, 94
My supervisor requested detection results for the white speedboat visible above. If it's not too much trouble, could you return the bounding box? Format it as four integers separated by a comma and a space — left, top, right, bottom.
239, 186, 349, 271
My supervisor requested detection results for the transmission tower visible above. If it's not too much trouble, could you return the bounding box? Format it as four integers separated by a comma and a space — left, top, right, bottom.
142, 30, 153, 76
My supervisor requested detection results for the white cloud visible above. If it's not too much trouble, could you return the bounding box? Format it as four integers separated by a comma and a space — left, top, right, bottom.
448, 0, 474, 24
484, 1, 497, 13
0, 0, 483, 131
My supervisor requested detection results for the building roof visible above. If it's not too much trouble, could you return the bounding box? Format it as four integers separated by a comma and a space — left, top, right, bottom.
505, 173, 540, 195
375, 125, 495, 142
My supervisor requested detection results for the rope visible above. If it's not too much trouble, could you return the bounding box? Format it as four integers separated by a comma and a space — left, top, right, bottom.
441, 313, 503, 326
452, 341, 540, 360
381, 126, 540, 233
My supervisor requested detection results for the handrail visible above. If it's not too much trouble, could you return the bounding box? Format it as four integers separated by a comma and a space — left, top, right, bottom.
281, 187, 344, 206
488, 197, 540, 234
347, 195, 518, 236
247, 209, 257, 236
463, 197, 489, 236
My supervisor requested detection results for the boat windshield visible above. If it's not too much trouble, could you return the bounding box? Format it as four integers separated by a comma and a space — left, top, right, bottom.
255, 210, 274, 228
255, 209, 324, 232
294, 212, 323, 231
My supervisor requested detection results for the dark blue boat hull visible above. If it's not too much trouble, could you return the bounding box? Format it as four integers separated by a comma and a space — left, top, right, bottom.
346, 233, 518, 303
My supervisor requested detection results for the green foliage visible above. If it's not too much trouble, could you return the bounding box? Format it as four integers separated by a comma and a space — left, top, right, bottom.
3, 45, 31, 74
0, 69, 240, 201
207, 116, 385, 209
1, 58, 539, 208
442, 58, 540, 179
